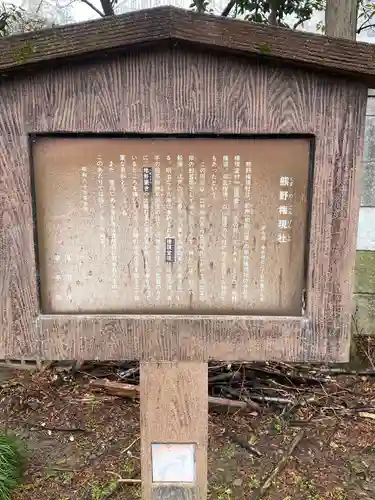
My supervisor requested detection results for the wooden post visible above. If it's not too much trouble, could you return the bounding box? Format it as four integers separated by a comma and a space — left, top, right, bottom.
140, 362, 208, 500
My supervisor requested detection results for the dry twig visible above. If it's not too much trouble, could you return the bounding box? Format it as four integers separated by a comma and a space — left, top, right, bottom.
359, 412, 375, 421
253, 430, 305, 499
121, 436, 140, 455
117, 478, 142, 484
106, 471, 141, 484
224, 430, 262, 457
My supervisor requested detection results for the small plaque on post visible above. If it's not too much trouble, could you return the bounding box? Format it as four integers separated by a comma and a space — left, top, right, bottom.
151, 443, 196, 483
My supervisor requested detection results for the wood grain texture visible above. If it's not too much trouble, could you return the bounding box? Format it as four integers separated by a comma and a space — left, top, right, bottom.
1, 7, 375, 85
36, 315, 311, 361
153, 486, 195, 500
140, 362, 207, 500
0, 48, 367, 362
325, 0, 357, 40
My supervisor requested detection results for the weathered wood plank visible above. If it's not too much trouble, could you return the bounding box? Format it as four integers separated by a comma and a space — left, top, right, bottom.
326, 82, 366, 360
153, 486, 196, 500
37, 315, 313, 362
141, 362, 207, 500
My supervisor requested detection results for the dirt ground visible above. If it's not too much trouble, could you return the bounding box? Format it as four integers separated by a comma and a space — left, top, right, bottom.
1, 366, 375, 500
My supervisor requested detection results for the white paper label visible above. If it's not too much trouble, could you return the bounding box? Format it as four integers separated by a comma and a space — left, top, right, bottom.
152, 443, 196, 483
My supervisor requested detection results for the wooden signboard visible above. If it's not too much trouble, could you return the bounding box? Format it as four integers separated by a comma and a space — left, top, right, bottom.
32, 136, 310, 316
0, 7, 371, 498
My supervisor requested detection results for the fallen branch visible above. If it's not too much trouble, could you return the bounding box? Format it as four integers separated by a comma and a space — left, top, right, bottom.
250, 395, 294, 405
253, 430, 305, 499
117, 367, 139, 380
208, 396, 247, 411
103, 472, 141, 499
89, 379, 252, 411
89, 379, 140, 398
317, 368, 375, 376
106, 471, 141, 484
224, 430, 262, 457
353, 407, 375, 413
118, 478, 142, 484
208, 371, 241, 383
29, 423, 88, 433
221, 387, 261, 412
359, 412, 375, 421
121, 436, 140, 455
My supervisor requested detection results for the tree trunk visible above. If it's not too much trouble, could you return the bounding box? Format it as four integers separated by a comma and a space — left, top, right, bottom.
100, 0, 114, 16
268, 0, 279, 25
195, 0, 206, 14
325, 0, 357, 39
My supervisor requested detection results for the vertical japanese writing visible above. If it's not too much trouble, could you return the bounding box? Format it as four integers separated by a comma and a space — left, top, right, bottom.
166, 155, 173, 303
154, 155, 162, 302
221, 155, 229, 302
199, 159, 206, 301
143, 155, 151, 301
120, 155, 127, 217
211, 155, 218, 302
132, 155, 140, 302
165, 237, 175, 262
81, 166, 88, 213
176, 154, 184, 303
243, 161, 252, 302
54, 261, 74, 304
188, 154, 196, 299
53, 253, 61, 303
278, 176, 294, 244
211, 155, 218, 200
109, 160, 117, 292
96, 155, 105, 247
259, 225, 266, 302
232, 154, 241, 305
65, 253, 72, 303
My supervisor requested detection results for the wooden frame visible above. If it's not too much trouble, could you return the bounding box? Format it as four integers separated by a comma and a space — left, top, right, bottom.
30, 132, 314, 316
0, 8, 371, 363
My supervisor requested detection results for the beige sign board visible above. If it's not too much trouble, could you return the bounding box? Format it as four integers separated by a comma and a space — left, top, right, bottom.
32, 136, 310, 315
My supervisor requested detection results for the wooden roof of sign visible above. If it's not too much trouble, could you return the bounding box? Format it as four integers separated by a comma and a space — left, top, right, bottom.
1, 6, 375, 83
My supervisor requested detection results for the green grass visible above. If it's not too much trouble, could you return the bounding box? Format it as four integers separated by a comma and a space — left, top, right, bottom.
0, 431, 26, 500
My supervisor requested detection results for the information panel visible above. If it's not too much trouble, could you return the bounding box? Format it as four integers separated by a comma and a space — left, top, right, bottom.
32, 137, 310, 315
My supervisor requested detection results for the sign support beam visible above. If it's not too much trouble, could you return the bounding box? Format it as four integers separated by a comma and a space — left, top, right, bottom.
140, 361, 208, 500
